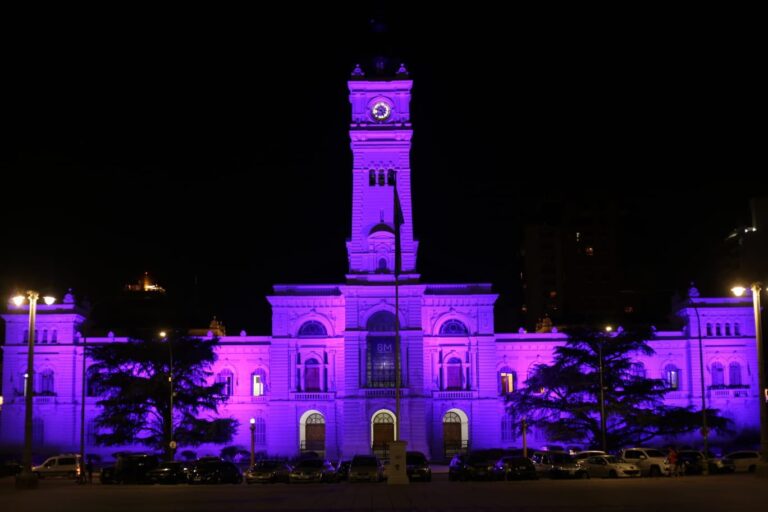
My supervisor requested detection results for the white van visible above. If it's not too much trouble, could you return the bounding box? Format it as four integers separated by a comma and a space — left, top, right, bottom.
32, 454, 82, 478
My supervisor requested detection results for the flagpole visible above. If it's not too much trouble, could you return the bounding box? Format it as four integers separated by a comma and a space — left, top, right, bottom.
394, 180, 401, 442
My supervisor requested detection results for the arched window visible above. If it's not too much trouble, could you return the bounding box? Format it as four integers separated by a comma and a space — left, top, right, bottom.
42, 329, 48, 344
664, 364, 680, 390
304, 358, 321, 391
387, 169, 395, 186
51, 330, 57, 343
217, 369, 234, 397
22, 329, 28, 343
630, 362, 646, 379
378, 170, 386, 186
439, 319, 469, 336
254, 417, 266, 446
252, 369, 267, 396
499, 367, 516, 395
369, 169, 376, 186
729, 362, 742, 386
725, 323, 732, 336
715, 323, 722, 336
706, 323, 713, 336
298, 321, 327, 337
446, 357, 464, 390
39, 369, 54, 395
377, 258, 388, 272
734, 323, 741, 336
711, 362, 725, 387
367, 311, 396, 332
366, 311, 397, 388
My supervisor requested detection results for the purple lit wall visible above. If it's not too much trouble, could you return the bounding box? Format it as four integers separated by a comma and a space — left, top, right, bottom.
0, 67, 760, 461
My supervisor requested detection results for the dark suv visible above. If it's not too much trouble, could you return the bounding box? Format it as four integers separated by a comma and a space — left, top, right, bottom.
406, 451, 432, 482
100, 453, 160, 484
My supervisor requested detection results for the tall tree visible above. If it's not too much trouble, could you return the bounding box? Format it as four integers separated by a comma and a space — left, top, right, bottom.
89, 334, 237, 460
506, 325, 731, 449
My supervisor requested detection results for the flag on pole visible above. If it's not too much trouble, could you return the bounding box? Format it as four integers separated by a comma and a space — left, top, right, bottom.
394, 178, 404, 277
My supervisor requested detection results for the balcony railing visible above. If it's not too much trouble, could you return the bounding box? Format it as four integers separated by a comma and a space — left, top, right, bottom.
362, 388, 411, 398
291, 392, 334, 401
432, 390, 475, 400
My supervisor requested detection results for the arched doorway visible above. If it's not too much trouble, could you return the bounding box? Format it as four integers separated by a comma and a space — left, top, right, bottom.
300, 410, 325, 455
371, 410, 396, 458
443, 408, 468, 457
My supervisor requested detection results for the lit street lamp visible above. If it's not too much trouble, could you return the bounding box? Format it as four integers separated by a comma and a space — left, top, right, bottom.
732, 283, 767, 467
598, 326, 612, 452
159, 331, 176, 460
249, 418, 256, 468
11, 291, 55, 489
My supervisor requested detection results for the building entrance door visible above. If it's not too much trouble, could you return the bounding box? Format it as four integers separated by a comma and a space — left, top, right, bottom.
304, 413, 325, 452
372, 412, 395, 458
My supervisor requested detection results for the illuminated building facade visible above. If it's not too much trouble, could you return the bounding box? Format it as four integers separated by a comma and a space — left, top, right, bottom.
0, 66, 760, 459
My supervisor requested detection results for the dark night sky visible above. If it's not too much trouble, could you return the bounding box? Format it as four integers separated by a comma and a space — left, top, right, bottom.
1, 4, 760, 334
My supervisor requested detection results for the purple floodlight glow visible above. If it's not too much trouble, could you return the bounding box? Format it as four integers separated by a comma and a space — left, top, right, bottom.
0, 69, 760, 461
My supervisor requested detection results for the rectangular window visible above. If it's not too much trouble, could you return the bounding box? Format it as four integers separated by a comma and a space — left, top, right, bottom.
252, 374, 264, 397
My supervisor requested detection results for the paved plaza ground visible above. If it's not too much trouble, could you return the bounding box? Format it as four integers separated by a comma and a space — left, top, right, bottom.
2, 472, 767, 512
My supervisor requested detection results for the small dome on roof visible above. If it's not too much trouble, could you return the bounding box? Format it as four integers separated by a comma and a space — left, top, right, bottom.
369, 223, 394, 235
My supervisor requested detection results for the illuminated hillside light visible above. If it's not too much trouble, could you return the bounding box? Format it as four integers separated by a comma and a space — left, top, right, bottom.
731, 286, 747, 297
43, 296, 56, 306
11, 295, 25, 307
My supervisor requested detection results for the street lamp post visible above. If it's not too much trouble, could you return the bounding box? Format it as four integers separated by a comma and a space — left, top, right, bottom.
732, 284, 768, 466
160, 331, 176, 460
598, 327, 611, 452
688, 292, 709, 474
11, 291, 55, 489
249, 418, 256, 468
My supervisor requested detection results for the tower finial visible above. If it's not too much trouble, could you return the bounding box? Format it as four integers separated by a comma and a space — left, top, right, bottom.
396, 63, 409, 77
351, 63, 365, 78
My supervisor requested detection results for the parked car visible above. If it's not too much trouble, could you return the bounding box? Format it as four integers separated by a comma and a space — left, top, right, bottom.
348, 455, 384, 482
573, 450, 607, 465
581, 455, 641, 478
677, 450, 735, 475
725, 450, 760, 473
405, 451, 432, 482
146, 461, 190, 484
492, 456, 538, 480
245, 460, 292, 484
31, 453, 82, 479
335, 460, 352, 481
189, 460, 243, 484
618, 448, 670, 477
0, 458, 22, 477
448, 451, 499, 481
100, 453, 160, 484
288, 459, 337, 483
530, 450, 589, 479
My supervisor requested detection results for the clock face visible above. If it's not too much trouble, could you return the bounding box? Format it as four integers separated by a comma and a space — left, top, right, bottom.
371, 101, 391, 121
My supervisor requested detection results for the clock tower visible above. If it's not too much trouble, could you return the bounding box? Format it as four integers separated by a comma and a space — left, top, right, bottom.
346, 63, 419, 282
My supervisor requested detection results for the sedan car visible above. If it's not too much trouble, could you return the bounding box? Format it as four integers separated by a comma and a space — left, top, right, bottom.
146, 461, 190, 484
349, 455, 384, 482
288, 459, 337, 483
582, 455, 641, 478
677, 450, 735, 475
492, 456, 538, 480
188, 461, 243, 484
245, 460, 292, 484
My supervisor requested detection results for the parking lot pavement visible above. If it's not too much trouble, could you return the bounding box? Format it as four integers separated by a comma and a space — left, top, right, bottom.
2, 473, 767, 512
